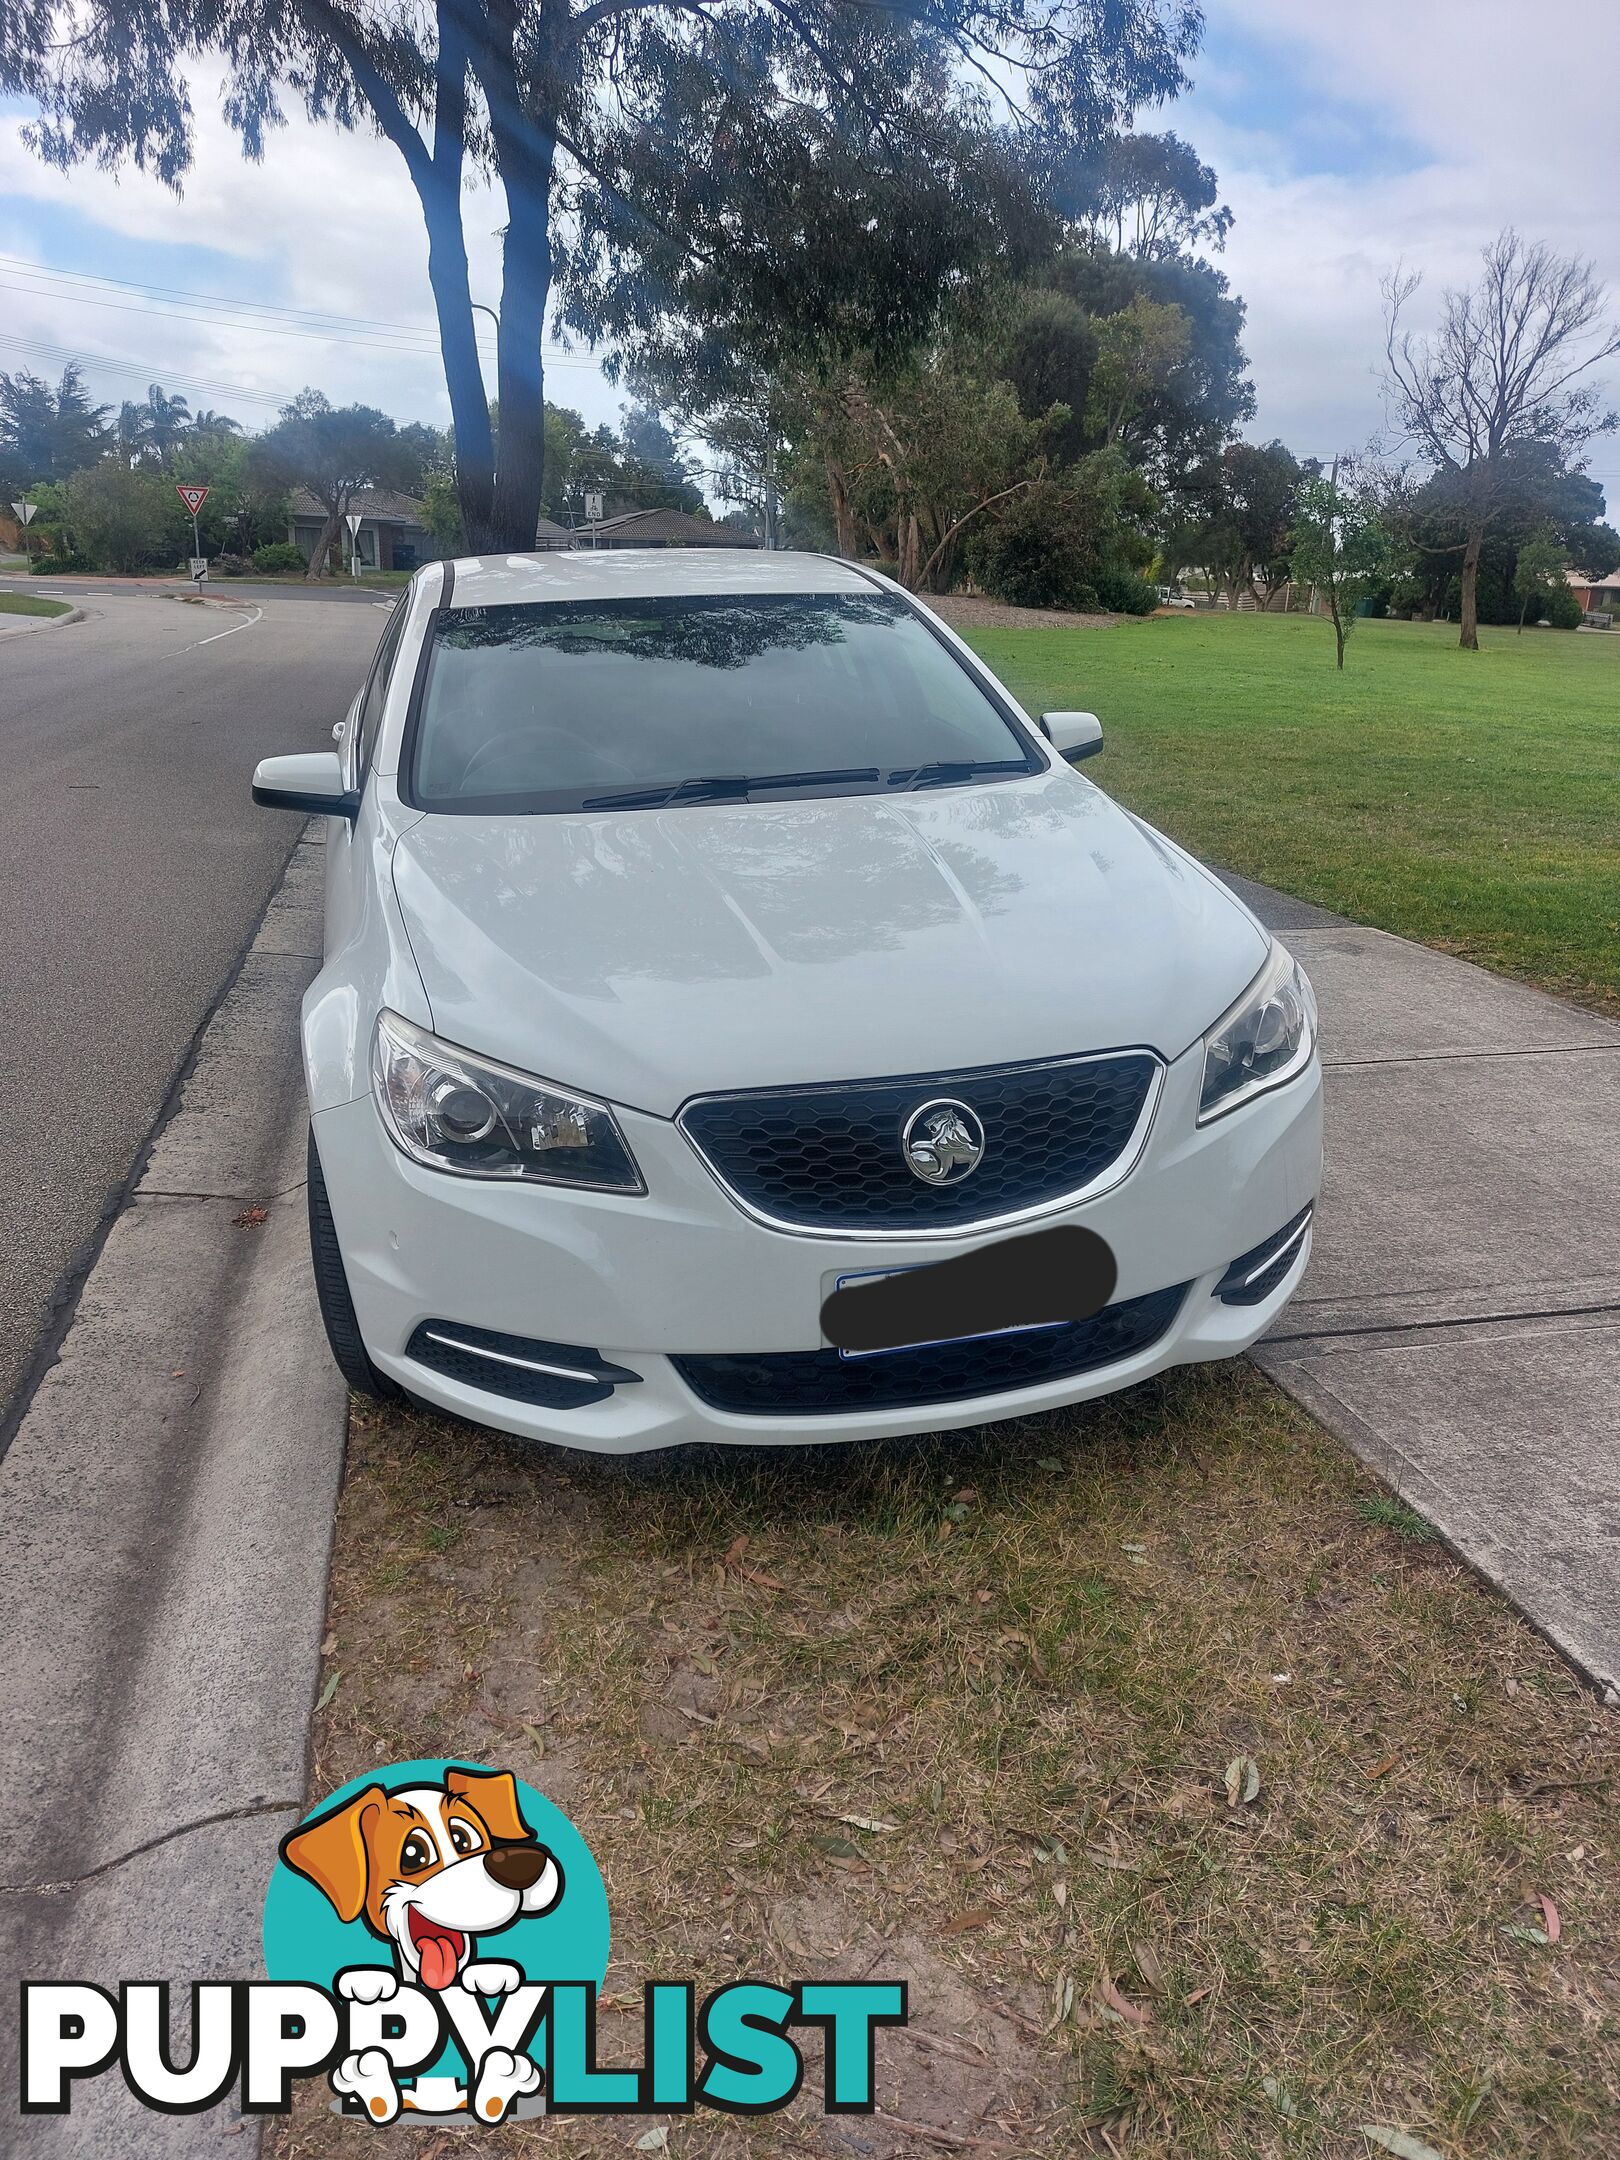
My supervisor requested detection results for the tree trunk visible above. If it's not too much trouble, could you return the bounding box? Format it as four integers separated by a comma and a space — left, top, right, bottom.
424, 180, 496, 550
304, 505, 343, 582
1459, 518, 1484, 651
897, 510, 921, 590
826, 457, 857, 558
491, 161, 553, 550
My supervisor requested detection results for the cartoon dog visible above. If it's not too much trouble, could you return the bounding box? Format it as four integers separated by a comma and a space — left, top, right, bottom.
281, 1765, 564, 2121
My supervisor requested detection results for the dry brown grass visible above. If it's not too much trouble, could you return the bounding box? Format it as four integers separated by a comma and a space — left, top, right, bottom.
267, 1364, 1620, 2158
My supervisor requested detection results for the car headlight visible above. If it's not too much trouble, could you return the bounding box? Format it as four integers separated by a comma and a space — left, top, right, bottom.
371, 1010, 645, 1190
1198, 943, 1317, 1123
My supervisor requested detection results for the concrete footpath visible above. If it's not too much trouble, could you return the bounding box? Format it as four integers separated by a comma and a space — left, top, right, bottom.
1238, 892, 1620, 1700
0, 830, 345, 2155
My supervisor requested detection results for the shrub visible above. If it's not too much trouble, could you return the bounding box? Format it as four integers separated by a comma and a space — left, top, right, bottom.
1542, 583, 1583, 630
252, 540, 306, 574
64, 463, 187, 573
967, 486, 1100, 610
965, 451, 1156, 615
211, 552, 251, 577
30, 549, 91, 575
1091, 565, 1157, 616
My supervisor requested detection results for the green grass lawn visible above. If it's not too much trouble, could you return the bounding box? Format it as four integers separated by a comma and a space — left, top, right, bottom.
0, 591, 70, 619
962, 612, 1620, 1016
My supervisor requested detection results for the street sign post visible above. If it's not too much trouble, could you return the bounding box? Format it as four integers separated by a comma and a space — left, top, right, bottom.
345, 511, 364, 581
176, 485, 210, 580
584, 491, 604, 548
11, 499, 37, 563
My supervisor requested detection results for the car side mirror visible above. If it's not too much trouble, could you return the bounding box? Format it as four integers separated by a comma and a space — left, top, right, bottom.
1040, 711, 1104, 764
252, 751, 359, 821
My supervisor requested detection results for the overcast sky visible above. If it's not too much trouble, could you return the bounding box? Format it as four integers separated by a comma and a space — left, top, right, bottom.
1, 1, 1615, 509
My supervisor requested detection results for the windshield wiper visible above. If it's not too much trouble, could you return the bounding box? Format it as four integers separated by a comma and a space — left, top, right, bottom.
581, 767, 880, 811
580, 774, 752, 810
741, 765, 881, 793
887, 757, 1033, 791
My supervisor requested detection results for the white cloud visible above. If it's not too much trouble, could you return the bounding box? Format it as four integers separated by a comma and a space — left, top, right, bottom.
0, 84, 620, 431
1172, 1, 1620, 499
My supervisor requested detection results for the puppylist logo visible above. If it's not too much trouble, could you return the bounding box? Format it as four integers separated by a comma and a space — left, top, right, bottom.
20, 1758, 907, 2126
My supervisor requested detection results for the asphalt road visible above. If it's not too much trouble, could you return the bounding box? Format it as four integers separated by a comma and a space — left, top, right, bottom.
0, 588, 383, 1429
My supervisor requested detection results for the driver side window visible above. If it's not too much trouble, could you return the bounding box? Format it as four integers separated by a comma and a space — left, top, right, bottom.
356, 608, 408, 786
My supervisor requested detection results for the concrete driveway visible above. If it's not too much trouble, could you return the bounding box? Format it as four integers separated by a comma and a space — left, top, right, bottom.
1229, 879, 1620, 1697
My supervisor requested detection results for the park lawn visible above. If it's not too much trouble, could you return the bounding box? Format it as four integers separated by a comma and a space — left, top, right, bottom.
962, 612, 1620, 1018
0, 591, 70, 618
270, 1371, 1620, 2159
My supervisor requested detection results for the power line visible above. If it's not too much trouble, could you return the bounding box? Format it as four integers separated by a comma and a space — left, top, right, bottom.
0, 250, 474, 341
0, 254, 608, 370
0, 333, 294, 409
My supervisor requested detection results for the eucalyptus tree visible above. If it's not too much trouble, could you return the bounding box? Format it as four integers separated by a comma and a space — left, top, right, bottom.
4, 0, 1207, 552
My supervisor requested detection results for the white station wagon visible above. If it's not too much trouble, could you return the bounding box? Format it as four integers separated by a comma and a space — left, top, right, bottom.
254, 550, 1321, 1453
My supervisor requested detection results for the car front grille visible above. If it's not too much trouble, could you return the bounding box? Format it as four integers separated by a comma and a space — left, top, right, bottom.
678, 1051, 1159, 1233
671, 1283, 1187, 1416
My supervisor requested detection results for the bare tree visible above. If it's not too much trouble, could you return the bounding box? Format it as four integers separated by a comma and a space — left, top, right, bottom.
1383, 230, 1619, 650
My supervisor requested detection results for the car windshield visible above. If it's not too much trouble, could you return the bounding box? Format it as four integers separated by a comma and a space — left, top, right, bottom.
407, 589, 1041, 813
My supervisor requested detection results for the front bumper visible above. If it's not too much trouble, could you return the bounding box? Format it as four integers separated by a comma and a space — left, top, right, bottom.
311, 1039, 1322, 1453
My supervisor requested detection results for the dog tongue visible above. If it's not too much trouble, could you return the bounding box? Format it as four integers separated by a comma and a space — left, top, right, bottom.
418, 1931, 459, 1991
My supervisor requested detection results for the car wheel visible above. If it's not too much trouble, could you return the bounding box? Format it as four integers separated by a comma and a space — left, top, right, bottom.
307, 1128, 398, 1400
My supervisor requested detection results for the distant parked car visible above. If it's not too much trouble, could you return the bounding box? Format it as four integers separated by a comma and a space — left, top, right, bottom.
254, 549, 1321, 1454
1156, 586, 1198, 609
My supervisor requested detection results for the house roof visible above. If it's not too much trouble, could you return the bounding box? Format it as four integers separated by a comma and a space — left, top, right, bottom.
533, 515, 577, 548
1568, 565, 1620, 592
289, 486, 425, 524
582, 506, 755, 547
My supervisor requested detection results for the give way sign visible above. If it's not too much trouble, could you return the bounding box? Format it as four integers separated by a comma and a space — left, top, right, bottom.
176, 484, 210, 515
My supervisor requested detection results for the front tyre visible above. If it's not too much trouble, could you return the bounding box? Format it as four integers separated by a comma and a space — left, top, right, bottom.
307, 1128, 397, 1400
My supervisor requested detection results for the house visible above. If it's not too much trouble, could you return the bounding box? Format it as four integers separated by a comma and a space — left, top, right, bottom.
577, 506, 756, 549
287, 488, 439, 573
532, 516, 578, 549
1567, 566, 1620, 624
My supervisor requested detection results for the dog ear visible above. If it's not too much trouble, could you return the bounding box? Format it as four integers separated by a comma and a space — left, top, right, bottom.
445, 1766, 533, 1845
280, 1786, 383, 1923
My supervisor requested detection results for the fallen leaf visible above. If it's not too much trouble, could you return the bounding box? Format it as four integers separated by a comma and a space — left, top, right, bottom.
998, 1630, 1048, 1676
1360, 2128, 1445, 2160
1098, 1975, 1149, 2026
1053, 1882, 1067, 1909
1500, 1923, 1550, 1945
1130, 1940, 1164, 1993
231, 1205, 269, 1229
953, 1486, 977, 1504
975, 1588, 993, 1605
1263, 2076, 1299, 2119
319, 1632, 337, 1657
837, 1814, 901, 1834
940, 1909, 994, 1936
738, 1566, 787, 1591
1037, 1457, 1063, 1472
812, 1834, 861, 1859
722, 1534, 749, 1566
1184, 1985, 1212, 2006
634, 2130, 670, 2153
316, 1670, 340, 1710
1538, 1894, 1562, 1943
1224, 1755, 1261, 1806
1367, 1752, 1400, 1780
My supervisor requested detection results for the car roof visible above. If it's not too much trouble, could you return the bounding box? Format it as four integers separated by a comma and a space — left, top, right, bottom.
437, 547, 880, 609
